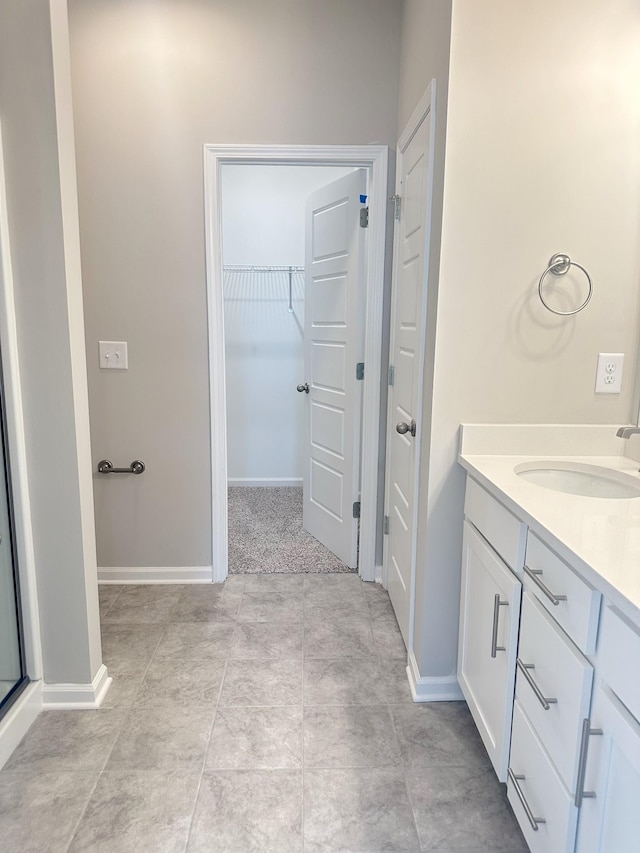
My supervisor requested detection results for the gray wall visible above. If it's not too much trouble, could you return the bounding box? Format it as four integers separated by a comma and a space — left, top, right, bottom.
403, 0, 640, 682
68, 0, 403, 569
0, 0, 101, 683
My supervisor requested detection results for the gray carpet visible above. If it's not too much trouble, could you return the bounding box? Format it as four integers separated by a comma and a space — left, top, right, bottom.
228, 487, 355, 574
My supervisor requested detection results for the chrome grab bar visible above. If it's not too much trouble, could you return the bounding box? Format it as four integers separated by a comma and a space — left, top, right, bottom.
517, 658, 557, 710
508, 769, 546, 831
523, 564, 567, 606
97, 459, 145, 475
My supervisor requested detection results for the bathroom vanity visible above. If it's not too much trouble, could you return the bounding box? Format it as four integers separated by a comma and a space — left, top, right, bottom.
457, 425, 640, 853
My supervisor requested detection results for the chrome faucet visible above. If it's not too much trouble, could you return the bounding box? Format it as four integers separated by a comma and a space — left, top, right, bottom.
616, 426, 640, 439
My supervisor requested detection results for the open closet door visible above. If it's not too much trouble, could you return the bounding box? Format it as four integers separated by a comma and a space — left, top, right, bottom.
302, 169, 366, 568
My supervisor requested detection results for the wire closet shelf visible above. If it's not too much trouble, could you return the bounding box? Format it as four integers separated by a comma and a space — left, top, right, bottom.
222, 264, 305, 313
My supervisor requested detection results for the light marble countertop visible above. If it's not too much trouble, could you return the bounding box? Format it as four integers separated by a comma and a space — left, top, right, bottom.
458, 424, 640, 625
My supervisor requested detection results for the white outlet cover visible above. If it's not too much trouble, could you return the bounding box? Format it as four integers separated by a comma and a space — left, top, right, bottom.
99, 341, 128, 369
595, 352, 623, 394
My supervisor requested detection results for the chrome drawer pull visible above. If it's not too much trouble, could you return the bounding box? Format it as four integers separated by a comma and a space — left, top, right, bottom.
491, 593, 509, 658
575, 718, 603, 808
524, 565, 567, 606
517, 658, 558, 710
508, 769, 546, 831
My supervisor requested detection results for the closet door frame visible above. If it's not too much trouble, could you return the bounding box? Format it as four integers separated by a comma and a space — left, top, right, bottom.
204, 144, 389, 583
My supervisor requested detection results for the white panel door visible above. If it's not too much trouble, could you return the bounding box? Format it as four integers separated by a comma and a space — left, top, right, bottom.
302, 170, 365, 567
384, 101, 433, 644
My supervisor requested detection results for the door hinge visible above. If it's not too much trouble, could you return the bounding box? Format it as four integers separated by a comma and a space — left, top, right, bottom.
353, 501, 361, 519
388, 365, 395, 386
356, 362, 365, 380
383, 515, 390, 535
360, 206, 369, 228
390, 194, 401, 221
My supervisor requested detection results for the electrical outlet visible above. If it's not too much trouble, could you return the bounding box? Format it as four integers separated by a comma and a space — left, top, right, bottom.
595, 352, 623, 394
99, 341, 128, 369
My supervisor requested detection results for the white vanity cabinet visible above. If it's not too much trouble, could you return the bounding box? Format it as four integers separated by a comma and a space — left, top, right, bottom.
574, 606, 640, 853
574, 684, 640, 853
458, 472, 640, 853
458, 480, 524, 781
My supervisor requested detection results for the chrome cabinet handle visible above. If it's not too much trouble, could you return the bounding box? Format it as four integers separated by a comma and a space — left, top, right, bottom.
491, 593, 509, 658
396, 419, 416, 437
523, 564, 567, 606
508, 769, 546, 831
575, 718, 603, 807
517, 658, 557, 710
296, 383, 310, 394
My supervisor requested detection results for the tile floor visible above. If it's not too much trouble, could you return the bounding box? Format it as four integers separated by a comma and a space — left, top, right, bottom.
0, 575, 527, 852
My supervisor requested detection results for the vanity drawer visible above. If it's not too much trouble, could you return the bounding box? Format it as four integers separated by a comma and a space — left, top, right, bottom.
516, 593, 593, 792
598, 605, 640, 723
524, 532, 601, 654
508, 700, 577, 853
464, 477, 525, 570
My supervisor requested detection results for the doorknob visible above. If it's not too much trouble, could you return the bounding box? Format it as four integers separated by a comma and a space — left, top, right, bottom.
396, 419, 417, 437
297, 383, 310, 394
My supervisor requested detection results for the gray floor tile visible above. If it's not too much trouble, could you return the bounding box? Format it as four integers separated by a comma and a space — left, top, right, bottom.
372, 616, 408, 660
4, 710, 125, 772
390, 703, 491, 768
188, 770, 303, 853
102, 585, 181, 623
304, 619, 374, 658
100, 673, 143, 710
304, 705, 401, 768
171, 587, 241, 622
405, 765, 527, 851
106, 707, 214, 770
68, 770, 200, 853
304, 574, 364, 592
0, 771, 99, 853
231, 621, 303, 659
238, 590, 304, 622
377, 662, 416, 704
98, 585, 122, 619
304, 767, 420, 852
154, 622, 234, 659
100, 623, 165, 670
367, 595, 397, 620
206, 706, 303, 770
304, 590, 370, 620
133, 658, 226, 708
220, 658, 302, 706
304, 656, 388, 705
244, 573, 304, 592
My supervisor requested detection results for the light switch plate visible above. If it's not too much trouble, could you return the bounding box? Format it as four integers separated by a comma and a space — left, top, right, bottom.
99, 341, 128, 369
595, 352, 623, 394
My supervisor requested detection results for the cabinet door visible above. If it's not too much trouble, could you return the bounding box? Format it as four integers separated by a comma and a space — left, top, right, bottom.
575, 685, 640, 853
458, 520, 522, 781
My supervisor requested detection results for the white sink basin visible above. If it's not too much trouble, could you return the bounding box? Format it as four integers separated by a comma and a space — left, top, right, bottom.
514, 461, 640, 499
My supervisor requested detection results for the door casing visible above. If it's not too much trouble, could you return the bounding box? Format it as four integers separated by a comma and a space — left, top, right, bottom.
204, 144, 389, 583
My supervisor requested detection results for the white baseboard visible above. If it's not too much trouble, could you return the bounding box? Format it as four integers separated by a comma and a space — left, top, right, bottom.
407, 651, 464, 702
42, 664, 112, 710
228, 478, 302, 487
98, 566, 213, 584
0, 681, 42, 770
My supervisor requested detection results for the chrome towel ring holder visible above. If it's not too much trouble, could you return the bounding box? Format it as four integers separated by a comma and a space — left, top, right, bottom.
538, 253, 593, 316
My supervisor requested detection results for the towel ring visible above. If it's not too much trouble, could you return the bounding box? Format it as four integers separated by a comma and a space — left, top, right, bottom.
538, 253, 593, 316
